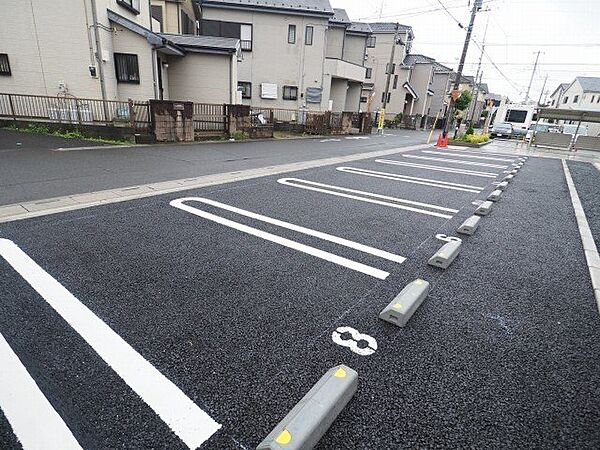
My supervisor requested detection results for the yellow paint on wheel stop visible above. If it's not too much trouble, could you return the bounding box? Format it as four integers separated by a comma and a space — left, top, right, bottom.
276, 429, 292, 444
415, 279, 424, 285
334, 367, 347, 378
393, 303, 403, 310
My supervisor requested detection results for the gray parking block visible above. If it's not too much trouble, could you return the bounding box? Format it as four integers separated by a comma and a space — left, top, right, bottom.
487, 190, 503, 202
457, 215, 482, 236
497, 181, 509, 191
428, 240, 462, 269
379, 279, 431, 327
503, 174, 514, 183
257, 365, 358, 450
475, 201, 494, 216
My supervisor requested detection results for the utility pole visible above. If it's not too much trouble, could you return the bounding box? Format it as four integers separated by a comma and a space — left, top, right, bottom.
525, 51, 542, 103
443, 0, 483, 135
381, 23, 400, 111
378, 22, 401, 133
537, 74, 548, 106
468, 14, 489, 125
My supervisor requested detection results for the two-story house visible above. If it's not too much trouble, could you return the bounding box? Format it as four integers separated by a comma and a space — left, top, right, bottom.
361, 22, 415, 118
558, 76, 600, 136
0, 0, 240, 105
195, 1, 370, 112
548, 83, 569, 108
197, 0, 332, 110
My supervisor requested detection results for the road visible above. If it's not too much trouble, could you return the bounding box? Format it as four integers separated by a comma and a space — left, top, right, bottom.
1, 139, 599, 449
0, 129, 428, 205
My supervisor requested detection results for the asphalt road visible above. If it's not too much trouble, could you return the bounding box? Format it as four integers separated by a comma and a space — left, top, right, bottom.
0, 129, 429, 205
0, 143, 599, 449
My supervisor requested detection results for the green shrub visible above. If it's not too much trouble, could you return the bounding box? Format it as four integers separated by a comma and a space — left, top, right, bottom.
453, 133, 490, 144
394, 113, 403, 123
465, 126, 475, 136
230, 131, 248, 141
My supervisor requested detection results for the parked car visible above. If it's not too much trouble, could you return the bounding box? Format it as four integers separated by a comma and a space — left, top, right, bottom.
525, 123, 556, 141
491, 122, 514, 138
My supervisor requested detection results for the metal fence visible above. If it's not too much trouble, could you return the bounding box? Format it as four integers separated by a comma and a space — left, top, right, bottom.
0, 93, 150, 130
193, 103, 228, 134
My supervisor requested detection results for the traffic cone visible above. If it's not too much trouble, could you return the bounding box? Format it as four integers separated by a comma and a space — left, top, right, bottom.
436, 134, 443, 148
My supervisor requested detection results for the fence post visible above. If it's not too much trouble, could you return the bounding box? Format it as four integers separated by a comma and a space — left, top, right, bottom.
223, 104, 229, 135
128, 98, 136, 129
7, 94, 16, 121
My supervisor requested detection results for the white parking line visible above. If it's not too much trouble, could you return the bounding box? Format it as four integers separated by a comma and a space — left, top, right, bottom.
345, 136, 370, 140
277, 178, 457, 219
319, 138, 341, 142
375, 159, 499, 178
336, 167, 483, 193
421, 150, 515, 162
442, 147, 520, 158
403, 154, 508, 169
171, 197, 405, 264
170, 199, 390, 279
0, 239, 221, 450
0, 332, 83, 450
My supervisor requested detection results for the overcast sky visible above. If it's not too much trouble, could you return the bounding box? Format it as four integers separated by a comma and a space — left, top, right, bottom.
330, 0, 600, 103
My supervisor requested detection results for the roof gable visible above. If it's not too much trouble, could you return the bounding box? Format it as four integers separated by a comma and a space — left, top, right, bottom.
576, 77, 600, 93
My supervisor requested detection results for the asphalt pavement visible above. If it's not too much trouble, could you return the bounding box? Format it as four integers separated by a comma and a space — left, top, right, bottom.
0, 141, 599, 449
0, 129, 429, 205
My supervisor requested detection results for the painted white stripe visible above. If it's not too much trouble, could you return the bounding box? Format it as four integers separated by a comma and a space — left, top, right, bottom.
170, 200, 390, 279
0, 333, 83, 450
403, 154, 508, 169
171, 197, 405, 264
562, 161, 600, 313
0, 239, 221, 449
421, 150, 515, 162
443, 147, 520, 158
375, 159, 499, 178
277, 178, 457, 219
337, 167, 483, 193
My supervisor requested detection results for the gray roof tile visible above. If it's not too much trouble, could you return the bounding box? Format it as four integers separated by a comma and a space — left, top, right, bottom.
368, 22, 413, 36
197, 0, 333, 16
347, 22, 372, 34
330, 8, 350, 24
159, 33, 239, 52
576, 77, 600, 93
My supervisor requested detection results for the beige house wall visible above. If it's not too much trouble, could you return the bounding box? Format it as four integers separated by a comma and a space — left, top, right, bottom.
329, 78, 347, 112
201, 7, 329, 110
167, 53, 233, 103
409, 64, 434, 117
430, 72, 450, 116
325, 27, 345, 60
150, 0, 196, 34
342, 34, 367, 66
0, 0, 160, 101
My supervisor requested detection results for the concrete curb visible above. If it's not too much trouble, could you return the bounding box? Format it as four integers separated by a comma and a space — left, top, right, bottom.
562, 160, 600, 312
594, 162, 600, 172
0, 143, 430, 223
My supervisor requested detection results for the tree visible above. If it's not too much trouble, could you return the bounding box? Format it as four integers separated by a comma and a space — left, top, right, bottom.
454, 90, 472, 112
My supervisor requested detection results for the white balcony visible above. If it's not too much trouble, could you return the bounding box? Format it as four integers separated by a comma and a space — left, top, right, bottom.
325, 58, 366, 83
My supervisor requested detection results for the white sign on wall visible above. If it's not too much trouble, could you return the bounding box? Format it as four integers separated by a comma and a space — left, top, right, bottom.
261, 83, 278, 99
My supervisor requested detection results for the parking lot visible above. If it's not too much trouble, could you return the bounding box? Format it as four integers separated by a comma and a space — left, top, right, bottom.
1, 142, 599, 449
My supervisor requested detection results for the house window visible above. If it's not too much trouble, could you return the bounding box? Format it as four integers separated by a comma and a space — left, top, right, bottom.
597, 96, 600, 103
563, 96, 569, 104
151, 5, 163, 31
200, 20, 252, 51
393, 75, 398, 89
283, 85, 298, 100
238, 82, 252, 99
241, 24, 252, 51
305, 26, 313, 46
0, 54, 11, 76
117, 0, 139, 14
181, 11, 195, 35
261, 83, 278, 99
114, 53, 140, 84
288, 25, 296, 44
360, 96, 368, 103
366, 35, 376, 48
381, 92, 391, 104
386, 63, 396, 74
592, 95, 596, 103
365, 67, 372, 79
573, 95, 579, 103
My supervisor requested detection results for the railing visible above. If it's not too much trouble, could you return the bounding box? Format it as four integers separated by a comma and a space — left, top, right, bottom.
193, 102, 228, 134
0, 93, 150, 130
